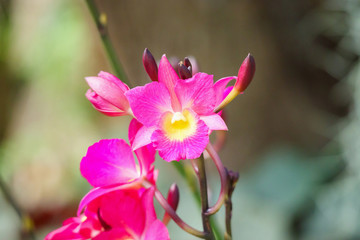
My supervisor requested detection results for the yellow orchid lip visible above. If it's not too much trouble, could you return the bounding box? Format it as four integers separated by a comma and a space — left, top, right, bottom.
162, 109, 197, 141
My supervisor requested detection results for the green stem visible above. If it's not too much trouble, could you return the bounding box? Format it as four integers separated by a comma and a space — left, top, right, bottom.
153, 187, 206, 238
205, 143, 228, 215
196, 155, 215, 240
224, 169, 239, 240
172, 161, 222, 239
224, 195, 232, 240
142, 179, 206, 238
85, 0, 131, 87
172, 161, 201, 205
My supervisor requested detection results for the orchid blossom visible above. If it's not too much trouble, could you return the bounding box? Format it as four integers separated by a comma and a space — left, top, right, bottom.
78, 122, 157, 212
125, 55, 228, 161
85, 71, 132, 116
45, 188, 169, 240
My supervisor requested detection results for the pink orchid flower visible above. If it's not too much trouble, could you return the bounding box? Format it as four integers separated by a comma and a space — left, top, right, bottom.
78, 134, 156, 213
45, 195, 105, 240
125, 55, 228, 161
78, 117, 157, 213
46, 188, 170, 240
85, 71, 132, 116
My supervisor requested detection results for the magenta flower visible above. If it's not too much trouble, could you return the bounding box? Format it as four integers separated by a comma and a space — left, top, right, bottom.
78, 135, 156, 212
92, 188, 169, 240
85, 71, 132, 116
80, 138, 153, 188
45, 195, 105, 240
125, 55, 227, 161
46, 188, 170, 240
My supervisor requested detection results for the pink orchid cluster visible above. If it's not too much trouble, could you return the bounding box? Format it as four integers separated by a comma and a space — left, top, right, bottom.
46, 49, 255, 240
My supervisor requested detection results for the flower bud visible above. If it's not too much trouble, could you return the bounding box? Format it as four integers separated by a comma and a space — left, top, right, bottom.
142, 48, 158, 82
235, 53, 255, 93
162, 183, 180, 225
184, 57, 192, 75
214, 54, 255, 112
178, 61, 192, 79
226, 168, 239, 196
186, 56, 199, 74
85, 71, 131, 116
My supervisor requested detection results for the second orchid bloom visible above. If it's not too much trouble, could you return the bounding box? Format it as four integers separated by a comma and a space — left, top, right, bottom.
85, 52, 255, 162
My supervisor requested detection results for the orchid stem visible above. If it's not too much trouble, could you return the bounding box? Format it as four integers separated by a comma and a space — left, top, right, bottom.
150, 184, 206, 238
196, 154, 215, 240
0, 175, 36, 240
172, 162, 221, 239
224, 194, 233, 240
85, 0, 131, 87
172, 161, 201, 205
224, 172, 233, 240
224, 169, 239, 240
205, 143, 228, 216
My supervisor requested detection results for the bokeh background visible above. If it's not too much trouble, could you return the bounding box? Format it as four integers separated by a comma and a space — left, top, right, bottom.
1, 0, 360, 239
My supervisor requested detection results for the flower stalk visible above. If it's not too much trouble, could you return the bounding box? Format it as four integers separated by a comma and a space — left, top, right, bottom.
205, 143, 228, 216
195, 154, 215, 240
143, 180, 206, 238
224, 169, 239, 240
173, 161, 222, 239
85, 0, 130, 87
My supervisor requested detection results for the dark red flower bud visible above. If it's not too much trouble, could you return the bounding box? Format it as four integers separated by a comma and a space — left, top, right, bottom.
225, 168, 239, 196
184, 57, 192, 75
142, 48, 158, 81
162, 183, 180, 225
178, 62, 192, 79
235, 54, 255, 92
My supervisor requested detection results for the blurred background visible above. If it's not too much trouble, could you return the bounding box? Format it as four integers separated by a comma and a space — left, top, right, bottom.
0, 0, 359, 239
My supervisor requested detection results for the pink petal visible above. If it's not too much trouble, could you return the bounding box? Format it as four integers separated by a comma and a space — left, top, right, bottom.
77, 181, 142, 216
142, 188, 157, 229
86, 90, 127, 116
213, 76, 236, 107
125, 82, 173, 127
152, 115, 209, 161
85, 76, 129, 111
77, 217, 102, 239
135, 144, 156, 176
128, 118, 144, 145
98, 71, 129, 92
144, 220, 170, 240
80, 139, 139, 188
45, 221, 83, 240
175, 72, 216, 115
93, 229, 131, 240
158, 55, 181, 111
200, 114, 228, 131
100, 189, 145, 236
128, 119, 156, 175
132, 126, 156, 150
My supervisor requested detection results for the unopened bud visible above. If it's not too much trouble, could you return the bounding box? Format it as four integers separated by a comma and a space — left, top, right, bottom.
225, 168, 239, 196
227, 169, 239, 185
178, 62, 192, 79
162, 183, 180, 225
235, 54, 255, 92
142, 48, 158, 81
184, 57, 192, 75
214, 54, 255, 112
